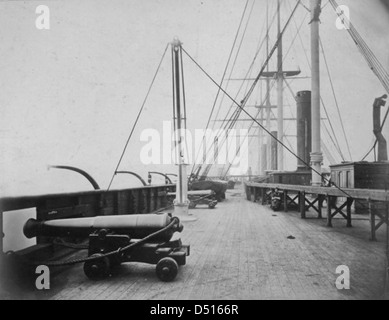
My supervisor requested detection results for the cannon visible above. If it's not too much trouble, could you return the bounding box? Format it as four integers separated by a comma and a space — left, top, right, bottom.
23, 213, 190, 282
167, 190, 218, 209
190, 180, 228, 202
187, 190, 218, 209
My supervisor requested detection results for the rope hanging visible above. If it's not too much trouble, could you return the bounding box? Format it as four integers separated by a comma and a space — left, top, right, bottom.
107, 44, 169, 191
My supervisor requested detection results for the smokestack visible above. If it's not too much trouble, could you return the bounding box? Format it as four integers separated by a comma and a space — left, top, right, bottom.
296, 91, 312, 170
261, 144, 267, 175
271, 131, 278, 171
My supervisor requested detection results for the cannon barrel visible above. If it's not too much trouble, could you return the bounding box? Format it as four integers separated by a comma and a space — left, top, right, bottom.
24, 213, 183, 242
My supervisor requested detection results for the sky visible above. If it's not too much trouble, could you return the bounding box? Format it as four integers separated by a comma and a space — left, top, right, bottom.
0, 0, 389, 197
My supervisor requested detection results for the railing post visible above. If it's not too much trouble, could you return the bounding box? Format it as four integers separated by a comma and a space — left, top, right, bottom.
369, 199, 377, 242
346, 198, 353, 228
114, 192, 119, 215
326, 194, 333, 227
150, 188, 157, 211
284, 191, 288, 213
142, 189, 148, 214
318, 195, 323, 219
261, 188, 266, 205
128, 190, 135, 214
135, 190, 142, 214
300, 192, 306, 219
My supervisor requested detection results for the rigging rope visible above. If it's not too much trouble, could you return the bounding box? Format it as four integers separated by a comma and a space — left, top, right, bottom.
193, 5, 270, 179
220, 79, 277, 178
205, 0, 251, 132
191, 3, 280, 177
191, 0, 252, 175
298, 0, 311, 13
194, 0, 301, 179
221, 9, 310, 178
319, 38, 353, 161
210, 0, 257, 130
329, 0, 389, 94
289, 7, 346, 162
182, 46, 370, 201
107, 44, 169, 191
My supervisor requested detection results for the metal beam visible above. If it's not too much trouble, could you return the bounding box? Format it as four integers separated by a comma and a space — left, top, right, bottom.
227, 71, 302, 80
245, 105, 278, 109
213, 118, 327, 122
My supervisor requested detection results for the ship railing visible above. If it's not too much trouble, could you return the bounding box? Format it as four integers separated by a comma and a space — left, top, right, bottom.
245, 182, 389, 242
0, 184, 176, 260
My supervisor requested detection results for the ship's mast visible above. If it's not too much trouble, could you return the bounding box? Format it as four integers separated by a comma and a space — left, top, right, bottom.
258, 0, 272, 176
277, 0, 284, 171
310, 0, 323, 186
266, 0, 272, 173
258, 104, 265, 175
172, 39, 193, 220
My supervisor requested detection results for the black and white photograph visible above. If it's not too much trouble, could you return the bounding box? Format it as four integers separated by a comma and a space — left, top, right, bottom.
0, 0, 388, 303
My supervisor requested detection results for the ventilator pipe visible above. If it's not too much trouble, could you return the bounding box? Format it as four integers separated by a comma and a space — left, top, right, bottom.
48, 165, 100, 190
373, 94, 388, 162
116, 171, 147, 186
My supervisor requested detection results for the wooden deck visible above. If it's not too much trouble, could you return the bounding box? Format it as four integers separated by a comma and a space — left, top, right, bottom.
1, 188, 388, 300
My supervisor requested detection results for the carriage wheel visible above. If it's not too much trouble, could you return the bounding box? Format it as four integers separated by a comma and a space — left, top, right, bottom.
156, 257, 179, 282
189, 202, 197, 209
208, 202, 216, 209
84, 254, 111, 281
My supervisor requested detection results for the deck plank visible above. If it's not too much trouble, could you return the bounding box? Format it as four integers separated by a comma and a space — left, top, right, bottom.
3, 188, 386, 300
53, 188, 387, 300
